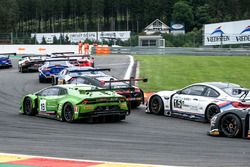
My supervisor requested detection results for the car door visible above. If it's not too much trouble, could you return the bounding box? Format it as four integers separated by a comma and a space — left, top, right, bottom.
172, 85, 206, 114
197, 87, 220, 114
37, 87, 65, 114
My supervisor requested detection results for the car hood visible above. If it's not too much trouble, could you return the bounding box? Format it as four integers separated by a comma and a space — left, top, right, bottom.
156, 90, 177, 96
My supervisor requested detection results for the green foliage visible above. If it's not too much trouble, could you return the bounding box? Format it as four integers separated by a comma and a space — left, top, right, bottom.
162, 28, 202, 47
172, 1, 194, 31
53, 36, 59, 44
0, 0, 19, 32
41, 36, 46, 44
121, 35, 138, 46
135, 55, 250, 92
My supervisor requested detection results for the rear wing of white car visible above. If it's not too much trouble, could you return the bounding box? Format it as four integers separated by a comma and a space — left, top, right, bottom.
233, 88, 250, 102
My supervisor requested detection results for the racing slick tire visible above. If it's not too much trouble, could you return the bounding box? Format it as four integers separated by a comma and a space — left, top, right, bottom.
205, 104, 220, 122
23, 97, 37, 116
220, 114, 242, 138
39, 77, 45, 83
62, 103, 74, 123
131, 101, 141, 109
119, 115, 126, 121
20, 67, 27, 73
149, 95, 164, 115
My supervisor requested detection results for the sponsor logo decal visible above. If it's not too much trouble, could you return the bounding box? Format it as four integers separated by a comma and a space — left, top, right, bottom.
235, 25, 250, 42
211, 26, 224, 35
240, 25, 250, 34
207, 26, 230, 43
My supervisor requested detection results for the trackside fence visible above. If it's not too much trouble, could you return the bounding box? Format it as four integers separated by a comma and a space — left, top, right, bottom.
104, 47, 250, 56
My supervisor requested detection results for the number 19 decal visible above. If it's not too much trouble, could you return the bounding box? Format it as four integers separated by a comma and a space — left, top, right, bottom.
40, 99, 46, 111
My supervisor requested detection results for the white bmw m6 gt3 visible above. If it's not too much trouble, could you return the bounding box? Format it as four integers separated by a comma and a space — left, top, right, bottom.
146, 82, 250, 122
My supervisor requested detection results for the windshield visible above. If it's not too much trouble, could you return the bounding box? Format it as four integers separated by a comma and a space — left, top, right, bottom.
47, 61, 69, 66
104, 82, 129, 88
70, 71, 105, 77
0, 55, 8, 58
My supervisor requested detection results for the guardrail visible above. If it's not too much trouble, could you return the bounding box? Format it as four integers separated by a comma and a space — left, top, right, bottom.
104, 47, 250, 56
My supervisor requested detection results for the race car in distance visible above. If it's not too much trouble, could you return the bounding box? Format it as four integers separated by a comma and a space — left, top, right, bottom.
38, 58, 74, 83
209, 108, 250, 139
51, 52, 94, 67
18, 54, 49, 72
0, 53, 14, 68
69, 75, 147, 108
53, 67, 110, 85
146, 82, 250, 122
20, 84, 130, 122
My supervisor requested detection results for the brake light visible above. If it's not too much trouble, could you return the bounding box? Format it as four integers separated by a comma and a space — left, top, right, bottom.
100, 80, 105, 86
82, 99, 89, 104
120, 97, 126, 102
23, 60, 29, 64
231, 101, 250, 108
135, 87, 141, 93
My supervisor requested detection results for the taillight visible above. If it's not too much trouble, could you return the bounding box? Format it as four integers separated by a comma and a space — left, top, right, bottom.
120, 97, 126, 102
135, 87, 141, 93
82, 99, 89, 104
23, 60, 29, 64
100, 80, 105, 86
231, 101, 250, 108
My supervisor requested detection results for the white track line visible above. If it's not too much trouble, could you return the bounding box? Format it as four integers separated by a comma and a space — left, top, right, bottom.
124, 55, 134, 79
0, 152, 185, 167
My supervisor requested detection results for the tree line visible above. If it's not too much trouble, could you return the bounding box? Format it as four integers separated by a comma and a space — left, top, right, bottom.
0, 0, 250, 34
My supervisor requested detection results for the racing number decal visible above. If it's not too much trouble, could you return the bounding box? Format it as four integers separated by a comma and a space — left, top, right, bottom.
174, 99, 184, 109
40, 99, 46, 111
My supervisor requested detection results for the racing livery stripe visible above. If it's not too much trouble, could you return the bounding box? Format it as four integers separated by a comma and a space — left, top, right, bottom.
217, 101, 231, 107
0, 153, 181, 167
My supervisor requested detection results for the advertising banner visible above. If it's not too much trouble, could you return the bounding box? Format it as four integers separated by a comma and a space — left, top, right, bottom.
32, 31, 131, 44
170, 22, 185, 35
204, 19, 250, 46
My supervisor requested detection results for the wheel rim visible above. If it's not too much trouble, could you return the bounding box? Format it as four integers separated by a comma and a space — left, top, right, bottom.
151, 97, 161, 113
207, 106, 219, 121
221, 116, 238, 136
25, 99, 32, 114
64, 104, 73, 122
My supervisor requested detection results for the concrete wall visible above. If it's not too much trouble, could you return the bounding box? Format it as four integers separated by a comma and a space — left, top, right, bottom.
0, 45, 83, 54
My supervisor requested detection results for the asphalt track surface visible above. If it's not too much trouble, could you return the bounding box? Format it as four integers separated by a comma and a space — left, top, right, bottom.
0, 55, 249, 167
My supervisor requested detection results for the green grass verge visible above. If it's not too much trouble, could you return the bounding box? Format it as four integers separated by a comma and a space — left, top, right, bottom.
134, 55, 250, 92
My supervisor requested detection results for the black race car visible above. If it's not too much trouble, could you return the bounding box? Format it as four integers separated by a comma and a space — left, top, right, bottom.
208, 108, 250, 139
69, 75, 147, 108
18, 54, 49, 72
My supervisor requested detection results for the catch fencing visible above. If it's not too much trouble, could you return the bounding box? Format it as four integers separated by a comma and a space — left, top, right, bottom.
107, 47, 250, 56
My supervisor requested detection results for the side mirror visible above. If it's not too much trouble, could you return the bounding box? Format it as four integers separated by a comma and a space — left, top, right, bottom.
176, 90, 181, 94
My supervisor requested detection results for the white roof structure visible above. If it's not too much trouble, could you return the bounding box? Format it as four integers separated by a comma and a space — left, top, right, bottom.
144, 19, 170, 34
